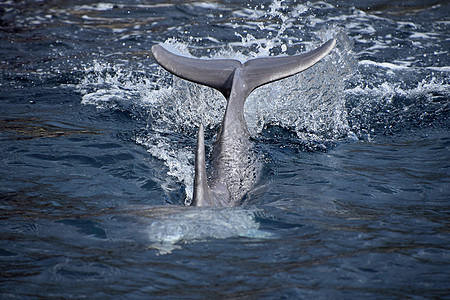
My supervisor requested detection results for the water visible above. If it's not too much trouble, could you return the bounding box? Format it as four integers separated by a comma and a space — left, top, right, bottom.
1, 0, 449, 298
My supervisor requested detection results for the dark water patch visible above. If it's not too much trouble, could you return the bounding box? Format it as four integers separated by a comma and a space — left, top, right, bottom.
255, 124, 336, 153
356, 0, 448, 20
0, 117, 100, 140
0, 248, 18, 257
56, 219, 108, 239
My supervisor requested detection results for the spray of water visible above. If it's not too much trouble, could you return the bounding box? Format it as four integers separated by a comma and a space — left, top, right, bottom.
76, 0, 357, 204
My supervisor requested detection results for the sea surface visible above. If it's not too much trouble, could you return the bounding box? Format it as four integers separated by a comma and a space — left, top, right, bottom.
1, 0, 449, 298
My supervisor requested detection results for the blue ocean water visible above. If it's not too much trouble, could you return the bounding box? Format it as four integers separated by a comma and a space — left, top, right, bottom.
1, 0, 449, 298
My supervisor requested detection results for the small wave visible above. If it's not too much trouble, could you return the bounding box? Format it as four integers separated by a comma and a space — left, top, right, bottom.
409, 32, 440, 39
427, 66, 450, 72
359, 60, 410, 70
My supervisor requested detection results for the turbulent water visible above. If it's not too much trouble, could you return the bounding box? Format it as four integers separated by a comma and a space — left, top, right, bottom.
1, 0, 449, 298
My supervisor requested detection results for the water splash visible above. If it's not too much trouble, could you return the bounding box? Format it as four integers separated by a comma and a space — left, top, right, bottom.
245, 28, 355, 140
76, 1, 357, 203
346, 76, 450, 139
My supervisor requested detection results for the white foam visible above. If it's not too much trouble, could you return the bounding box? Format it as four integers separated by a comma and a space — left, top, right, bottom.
359, 60, 410, 70
189, 2, 222, 10
346, 78, 449, 102
135, 134, 195, 203
75, 3, 115, 11
74, 2, 172, 11
410, 32, 439, 39
427, 66, 450, 72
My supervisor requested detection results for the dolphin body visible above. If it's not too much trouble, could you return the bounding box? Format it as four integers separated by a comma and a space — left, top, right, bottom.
151, 39, 336, 207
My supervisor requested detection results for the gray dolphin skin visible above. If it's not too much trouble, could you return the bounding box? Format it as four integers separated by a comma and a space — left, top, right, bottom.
151, 38, 336, 207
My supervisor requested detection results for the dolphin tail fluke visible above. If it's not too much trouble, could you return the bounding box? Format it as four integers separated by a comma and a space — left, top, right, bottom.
192, 124, 212, 206
151, 39, 336, 99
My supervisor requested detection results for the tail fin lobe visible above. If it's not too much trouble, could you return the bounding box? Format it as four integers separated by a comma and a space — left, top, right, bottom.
242, 39, 336, 92
152, 45, 241, 98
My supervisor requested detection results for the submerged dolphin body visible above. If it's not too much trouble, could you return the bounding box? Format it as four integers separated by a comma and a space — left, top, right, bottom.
151, 39, 336, 207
